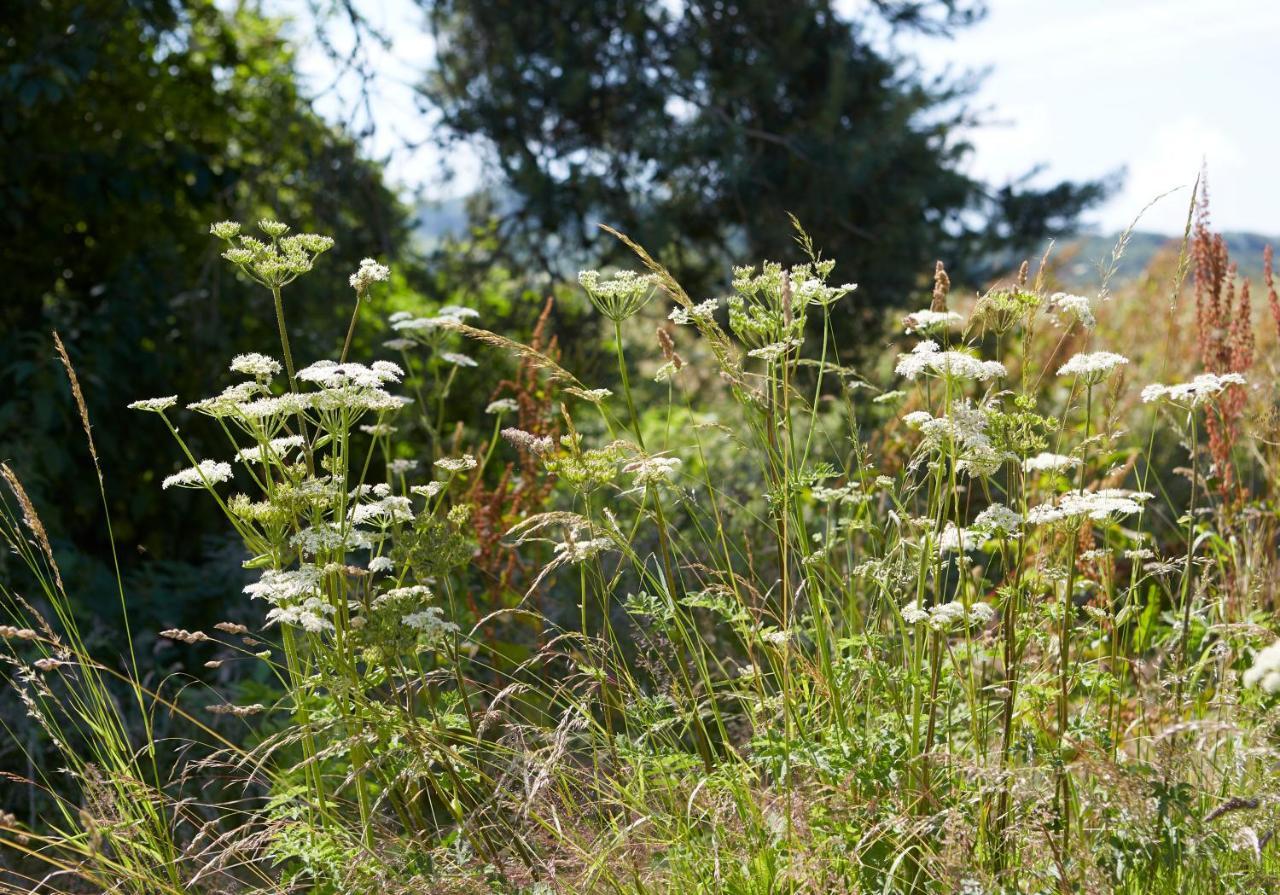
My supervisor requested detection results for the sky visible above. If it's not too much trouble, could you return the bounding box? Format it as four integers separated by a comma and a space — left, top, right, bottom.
288, 0, 1280, 236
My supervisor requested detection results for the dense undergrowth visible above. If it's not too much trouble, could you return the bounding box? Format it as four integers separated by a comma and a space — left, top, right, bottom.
4, 188, 1280, 894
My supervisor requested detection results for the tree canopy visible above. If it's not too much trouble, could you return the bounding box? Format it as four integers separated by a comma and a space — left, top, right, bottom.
420, 0, 1113, 307
0, 0, 408, 593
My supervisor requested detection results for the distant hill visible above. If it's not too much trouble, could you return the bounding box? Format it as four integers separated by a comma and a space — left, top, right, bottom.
1053, 230, 1276, 291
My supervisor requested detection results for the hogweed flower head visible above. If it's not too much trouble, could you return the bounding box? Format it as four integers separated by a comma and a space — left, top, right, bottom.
349, 258, 391, 293
486, 398, 519, 415
1141, 372, 1247, 408
1023, 452, 1081, 474
162, 460, 232, 490
579, 269, 658, 322
230, 353, 282, 380
1025, 488, 1152, 526
1057, 351, 1129, 385
895, 340, 1006, 382
1243, 640, 1280, 693
902, 309, 963, 335
128, 396, 178, 413
1048, 292, 1096, 328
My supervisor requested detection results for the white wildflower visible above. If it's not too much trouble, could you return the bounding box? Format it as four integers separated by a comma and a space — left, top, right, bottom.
388, 459, 419, 476
403, 607, 460, 639
1243, 640, 1280, 693
553, 533, 615, 564
367, 556, 394, 574
1025, 489, 1152, 526
438, 304, 480, 321
747, 339, 802, 362
234, 435, 305, 464
128, 396, 177, 413
486, 398, 519, 414
1057, 351, 1129, 383
411, 482, 446, 499
349, 258, 390, 292
435, 454, 477, 473
1023, 452, 1080, 474
902, 309, 962, 334
895, 340, 1005, 382
564, 387, 612, 403
624, 455, 682, 486
230, 353, 282, 379
1048, 292, 1096, 328
441, 352, 477, 367
360, 423, 397, 437
900, 601, 929, 624
384, 338, 416, 352
669, 298, 720, 325
939, 522, 985, 554
974, 503, 1022, 536
1141, 372, 1247, 407
349, 494, 414, 526
162, 460, 232, 490
244, 567, 322, 604
210, 221, 241, 240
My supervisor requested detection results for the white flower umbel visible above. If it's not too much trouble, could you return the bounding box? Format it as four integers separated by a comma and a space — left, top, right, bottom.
1243, 640, 1280, 693
486, 398, 519, 414
578, 269, 658, 321
902, 309, 963, 335
624, 455, 682, 486
1023, 452, 1081, 474
435, 454, 478, 473
747, 339, 802, 362
388, 459, 419, 476
128, 396, 178, 413
441, 352, 478, 368
974, 503, 1022, 537
1057, 351, 1129, 384
230, 353, 282, 379
1048, 292, 1096, 328
297, 360, 403, 389
244, 567, 322, 604
1141, 372, 1247, 407
901, 598, 994, 631
162, 460, 232, 490
938, 522, 985, 554
349, 258, 390, 292
437, 304, 480, 321
234, 435, 305, 464
402, 607, 460, 641
1025, 488, 1153, 526
895, 340, 1006, 382
670, 297, 720, 326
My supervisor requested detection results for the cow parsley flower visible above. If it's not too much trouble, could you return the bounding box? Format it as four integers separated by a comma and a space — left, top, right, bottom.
902, 309, 962, 334
1048, 292, 1096, 328
579, 269, 658, 321
441, 352, 477, 368
162, 460, 232, 490
747, 339, 802, 362
670, 298, 720, 325
349, 494, 414, 526
486, 398, 519, 414
1057, 351, 1129, 384
974, 503, 1022, 536
1023, 452, 1080, 474
411, 482, 445, 499
210, 221, 241, 240
403, 607, 460, 640
349, 258, 391, 292
128, 396, 178, 413
244, 567, 322, 604
1141, 373, 1247, 407
895, 340, 1005, 382
230, 353, 282, 379
435, 454, 477, 473
384, 338, 416, 352
438, 304, 480, 321
235, 435, 305, 464
367, 556, 394, 574
388, 459, 419, 476
624, 455, 682, 486
1025, 489, 1152, 526
1243, 640, 1280, 693
939, 522, 984, 554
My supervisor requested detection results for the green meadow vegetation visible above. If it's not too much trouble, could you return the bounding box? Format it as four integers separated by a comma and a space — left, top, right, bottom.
5, 186, 1280, 894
